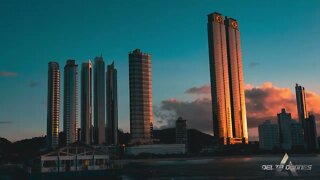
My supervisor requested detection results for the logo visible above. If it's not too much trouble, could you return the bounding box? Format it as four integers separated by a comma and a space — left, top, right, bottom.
231, 21, 238, 29
215, 15, 223, 23
261, 153, 312, 177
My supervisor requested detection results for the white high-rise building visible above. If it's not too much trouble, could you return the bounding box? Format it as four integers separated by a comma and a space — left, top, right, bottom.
63, 60, 79, 145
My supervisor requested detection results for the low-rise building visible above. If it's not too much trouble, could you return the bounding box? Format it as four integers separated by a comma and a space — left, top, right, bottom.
258, 120, 280, 150
125, 144, 186, 156
40, 145, 109, 173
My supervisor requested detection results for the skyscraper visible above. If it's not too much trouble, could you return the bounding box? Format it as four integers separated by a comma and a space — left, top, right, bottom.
94, 56, 106, 144
295, 84, 308, 128
207, 13, 233, 145
106, 62, 118, 145
295, 84, 318, 151
63, 60, 79, 145
225, 17, 248, 143
207, 12, 248, 144
129, 49, 153, 144
277, 108, 292, 150
81, 61, 92, 145
47, 62, 60, 149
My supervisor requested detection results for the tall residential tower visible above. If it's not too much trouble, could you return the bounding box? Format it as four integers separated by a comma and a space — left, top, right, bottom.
129, 49, 153, 144
207, 12, 248, 144
47, 62, 60, 149
81, 61, 92, 145
106, 62, 118, 145
63, 60, 79, 145
94, 56, 106, 144
225, 16, 248, 143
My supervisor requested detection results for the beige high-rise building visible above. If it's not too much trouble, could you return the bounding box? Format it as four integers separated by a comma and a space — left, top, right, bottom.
207, 12, 248, 144
47, 62, 60, 149
129, 49, 153, 144
225, 16, 248, 143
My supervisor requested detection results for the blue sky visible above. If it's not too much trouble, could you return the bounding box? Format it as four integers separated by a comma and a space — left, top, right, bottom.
1, 0, 320, 141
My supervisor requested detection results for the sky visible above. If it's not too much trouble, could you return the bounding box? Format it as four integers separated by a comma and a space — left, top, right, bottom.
1, 0, 320, 141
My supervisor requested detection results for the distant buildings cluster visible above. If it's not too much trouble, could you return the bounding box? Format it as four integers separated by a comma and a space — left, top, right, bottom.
259, 84, 318, 151
47, 11, 250, 149
207, 12, 248, 145
47, 56, 118, 149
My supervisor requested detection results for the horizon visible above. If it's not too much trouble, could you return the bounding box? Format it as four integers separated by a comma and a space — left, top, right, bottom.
1, 0, 320, 142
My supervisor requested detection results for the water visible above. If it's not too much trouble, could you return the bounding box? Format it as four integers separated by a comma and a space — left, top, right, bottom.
120, 154, 320, 179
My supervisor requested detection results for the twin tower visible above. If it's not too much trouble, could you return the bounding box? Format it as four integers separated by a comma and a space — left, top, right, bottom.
207, 12, 248, 144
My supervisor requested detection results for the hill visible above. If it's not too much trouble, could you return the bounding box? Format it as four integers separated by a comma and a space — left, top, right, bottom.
153, 128, 213, 153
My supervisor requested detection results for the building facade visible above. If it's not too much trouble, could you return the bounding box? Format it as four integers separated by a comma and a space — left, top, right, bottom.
305, 114, 319, 151
258, 120, 280, 150
175, 117, 187, 145
81, 61, 92, 145
225, 17, 248, 143
47, 62, 60, 149
207, 13, 233, 145
106, 62, 118, 145
94, 56, 106, 144
295, 84, 308, 128
277, 108, 293, 150
129, 49, 153, 144
63, 60, 79, 145
290, 121, 304, 147
207, 12, 248, 144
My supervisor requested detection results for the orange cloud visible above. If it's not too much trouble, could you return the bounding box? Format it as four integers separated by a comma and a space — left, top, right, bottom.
155, 82, 320, 139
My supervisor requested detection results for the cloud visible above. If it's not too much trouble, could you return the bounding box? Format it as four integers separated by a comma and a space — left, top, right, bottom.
0, 71, 18, 77
28, 81, 40, 88
155, 82, 320, 137
155, 98, 212, 134
249, 62, 260, 68
0, 121, 13, 124
186, 85, 211, 94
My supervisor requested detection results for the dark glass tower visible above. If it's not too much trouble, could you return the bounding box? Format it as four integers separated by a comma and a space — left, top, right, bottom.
94, 56, 106, 144
106, 62, 118, 145
81, 60, 92, 145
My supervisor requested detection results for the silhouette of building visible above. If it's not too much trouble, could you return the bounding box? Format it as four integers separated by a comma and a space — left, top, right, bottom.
94, 56, 106, 144
106, 62, 118, 145
207, 12, 248, 144
258, 120, 280, 150
47, 62, 60, 149
81, 61, 92, 145
305, 114, 319, 151
176, 117, 188, 152
129, 49, 153, 144
63, 60, 79, 145
290, 121, 304, 147
277, 108, 292, 150
295, 84, 308, 128
295, 84, 318, 151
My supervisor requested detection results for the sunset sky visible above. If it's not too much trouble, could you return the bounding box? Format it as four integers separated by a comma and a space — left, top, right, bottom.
1, 0, 320, 141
